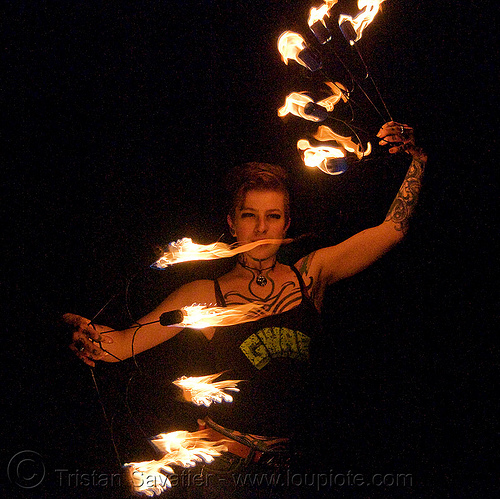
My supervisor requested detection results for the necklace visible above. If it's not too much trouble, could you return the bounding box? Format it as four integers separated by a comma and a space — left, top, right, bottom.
237, 257, 277, 287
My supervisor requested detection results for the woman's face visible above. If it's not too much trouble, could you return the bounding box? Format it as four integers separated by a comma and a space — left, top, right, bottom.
228, 189, 290, 261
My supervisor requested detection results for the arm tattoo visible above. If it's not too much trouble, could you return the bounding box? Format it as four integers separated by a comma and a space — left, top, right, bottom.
298, 252, 315, 295
298, 251, 315, 275
385, 156, 426, 233
297, 251, 321, 308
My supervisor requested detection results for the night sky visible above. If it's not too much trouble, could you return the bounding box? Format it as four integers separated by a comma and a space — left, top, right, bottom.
3, 1, 496, 497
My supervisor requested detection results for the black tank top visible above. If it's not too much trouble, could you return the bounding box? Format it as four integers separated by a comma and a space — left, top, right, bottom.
207, 265, 323, 437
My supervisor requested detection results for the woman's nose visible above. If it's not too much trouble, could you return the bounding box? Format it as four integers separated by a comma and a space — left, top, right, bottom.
254, 217, 267, 234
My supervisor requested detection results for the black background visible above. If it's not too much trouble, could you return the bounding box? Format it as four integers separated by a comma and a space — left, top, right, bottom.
2, 0, 496, 497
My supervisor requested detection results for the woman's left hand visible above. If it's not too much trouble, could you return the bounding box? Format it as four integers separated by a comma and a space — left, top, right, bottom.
377, 121, 427, 161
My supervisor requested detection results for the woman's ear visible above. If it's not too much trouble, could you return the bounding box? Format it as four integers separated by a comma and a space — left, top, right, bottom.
227, 214, 236, 236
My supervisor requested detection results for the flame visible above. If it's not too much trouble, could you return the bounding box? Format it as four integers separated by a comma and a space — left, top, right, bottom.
278, 82, 348, 121
278, 92, 316, 121
297, 125, 371, 175
126, 430, 228, 496
308, 3, 332, 28
317, 81, 348, 111
277, 31, 306, 67
308, 4, 330, 27
173, 372, 242, 407
152, 237, 290, 268
309, 0, 339, 25
180, 303, 264, 329
324, 0, 339, 8
314, 125, 371, 160
307, 0, 340, 31
338, 0, 386, 44
297, 139, 346, 175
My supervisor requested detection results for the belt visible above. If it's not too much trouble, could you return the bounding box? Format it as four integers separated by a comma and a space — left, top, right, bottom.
201, 425, 263, 462
198, 418, 289, 464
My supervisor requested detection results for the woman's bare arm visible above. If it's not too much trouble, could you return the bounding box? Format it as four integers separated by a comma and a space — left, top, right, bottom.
66, 279, 215, 366
296, 121, 427, 309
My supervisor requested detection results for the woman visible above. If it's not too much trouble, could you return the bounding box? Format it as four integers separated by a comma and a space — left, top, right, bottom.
65, 121, 427, 489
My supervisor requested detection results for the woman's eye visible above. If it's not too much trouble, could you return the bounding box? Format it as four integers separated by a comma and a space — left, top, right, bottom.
268, 214, 281, 219
241, 212, 254, 218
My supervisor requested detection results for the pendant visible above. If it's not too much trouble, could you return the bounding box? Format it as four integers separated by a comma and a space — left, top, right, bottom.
256, 274, 267, 287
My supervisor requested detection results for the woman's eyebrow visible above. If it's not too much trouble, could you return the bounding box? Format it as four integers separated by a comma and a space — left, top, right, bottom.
239, 207, 282, 213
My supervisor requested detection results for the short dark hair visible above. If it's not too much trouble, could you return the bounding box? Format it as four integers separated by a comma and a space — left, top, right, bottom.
225, 162, 290, 222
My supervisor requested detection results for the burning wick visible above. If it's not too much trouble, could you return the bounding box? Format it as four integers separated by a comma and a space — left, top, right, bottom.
303, 102, 329, 122
159, 309, 185, 326
308, 3, 335, 44
278, 82, 348, 123
160, 303, 265, 329
152, 237, 291, 268
339, 19, 358, 45
277, 31, 322, 72
125, 430, 228, 496
278, 92, 326, 122
173, 372, 242, 407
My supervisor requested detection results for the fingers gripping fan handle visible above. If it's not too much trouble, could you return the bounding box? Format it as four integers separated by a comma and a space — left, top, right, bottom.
159, 309, 185, 326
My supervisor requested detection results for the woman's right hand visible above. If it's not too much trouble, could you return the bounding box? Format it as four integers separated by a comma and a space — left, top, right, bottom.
64, 313, 114, 367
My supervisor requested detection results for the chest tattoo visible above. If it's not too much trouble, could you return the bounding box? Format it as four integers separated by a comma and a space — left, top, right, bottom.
224, 280, 303, 315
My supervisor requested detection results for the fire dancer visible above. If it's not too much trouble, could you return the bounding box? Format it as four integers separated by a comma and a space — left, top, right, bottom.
65, 121, 427, 495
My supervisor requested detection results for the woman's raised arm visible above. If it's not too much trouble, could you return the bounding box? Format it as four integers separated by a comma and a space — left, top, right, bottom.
296, 121, 427, 306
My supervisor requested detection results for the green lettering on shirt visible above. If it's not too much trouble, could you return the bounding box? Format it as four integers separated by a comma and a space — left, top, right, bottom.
240, 328, 311, 370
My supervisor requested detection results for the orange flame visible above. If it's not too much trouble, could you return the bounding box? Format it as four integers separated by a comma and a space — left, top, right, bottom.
180, 303, 265, 329
173, 372, 242, 406
278, 82, 348, 121
277, 31, 306, 66
297, 125, 371, 175
338, 0, 386, 44
153, 237, 291, 268
297, 139, 345, 175
126, 430, 228, 496
317, 81, 348, 111
314, 125, 371, 160
308, 3, 331, 28
308, 0, 340, 28
324, 0, 339, 8
278, 92, 316, 121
